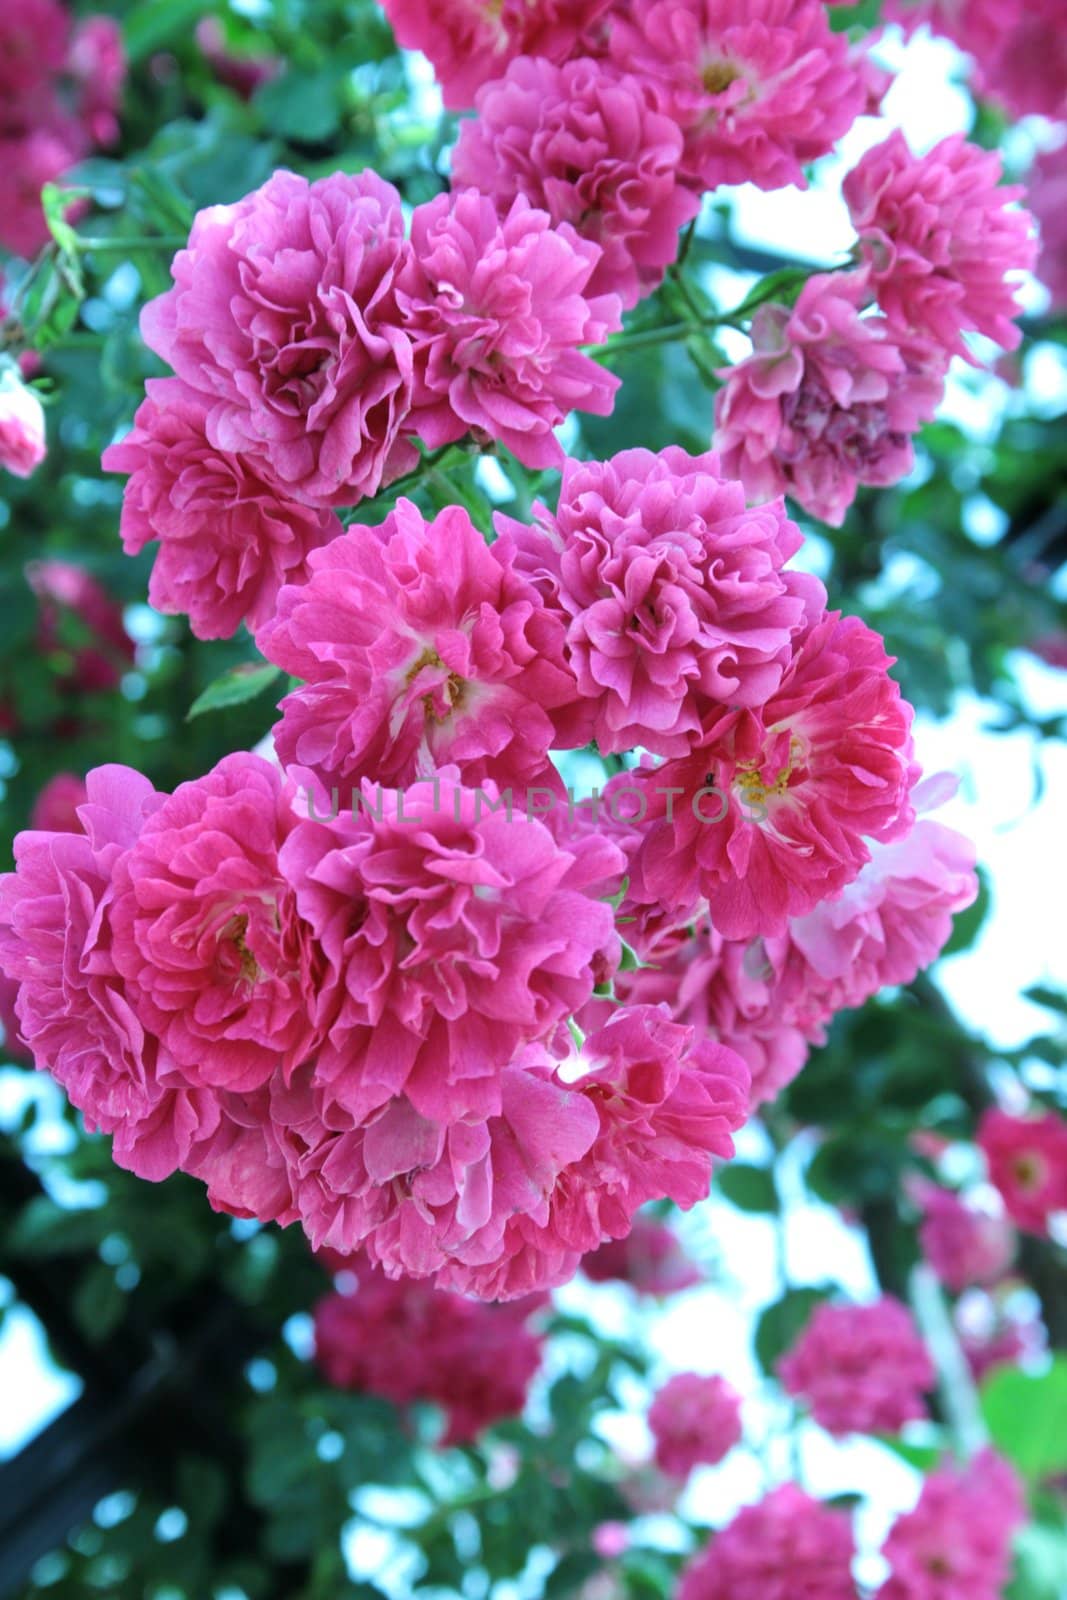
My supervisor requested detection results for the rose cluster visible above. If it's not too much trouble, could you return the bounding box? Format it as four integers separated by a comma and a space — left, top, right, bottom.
0, 0, 125, 257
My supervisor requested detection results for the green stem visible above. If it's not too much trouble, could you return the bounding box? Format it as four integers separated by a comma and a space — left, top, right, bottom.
75, 234, 188, 253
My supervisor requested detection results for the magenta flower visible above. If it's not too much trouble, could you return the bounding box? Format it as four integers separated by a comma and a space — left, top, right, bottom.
140, 170, 419, 509
380, 0, 611, 110
627, 604, 918, 939
0, 766, 222, 1181
0, 0, 69, 119
103, 378, 342, 639
30, 773, 88, 833
714, 270, 948, 527
978, 1108, 1067, 1236
844, 132, 1036, 363
67, 15, 126, 147
1029, 142, 1067, 314
677, 1484, 857, 1600
279, 772, 622, 1126
648, 1372, 743, 1478
607, 0, 868, 193
496, 446, 817, 756
109, 754, 331, 1095
398, 190, 621, 469
0, 368, 47, 478
259, 499, 579, 798
27, 558, 135, 694
583, 1213, 702, 1294
452, 56, 700, 310
917, 1186, 1015, 1294
878, 1449, 1025, 1600
778, 1296, 935, 1436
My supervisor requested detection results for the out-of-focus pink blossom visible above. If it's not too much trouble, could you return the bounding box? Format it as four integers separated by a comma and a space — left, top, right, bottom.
648, 1372, 743, 1478
582, 1213, 702, 1295
1029, 632, 1067, 670
398, 190, 621, 469
678, 1483, 857, 1600
916, 1185, 1015, 1292
1028, 143, 1067, 314
778, 1296, 935, 1436
878, 1449, 1026, 1600
30, 773, 88, 834
978, 1107, 1067, 1236
0, 368, 47, 478
27, 559, 135, 693
451, 56, 700, 310
607, 0, 868, 194
844, 131, 1035, 363
194, 17, 282, 99
67, 16, 126, 147
714, 270, 947, 527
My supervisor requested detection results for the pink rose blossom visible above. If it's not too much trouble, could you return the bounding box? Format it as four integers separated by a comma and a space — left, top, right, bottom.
956, 1290, 1043, 1383
778, 1296, 935, 1436
30, 773, 88, 833
380, 0, 612, 110
397, 190, 621, 469
626, 603, 918, 940
582, 1213, 702, 1294
0, 124, 86, 259
451, 56, 700, 310
102, 378, 343, 640
0, 0, 69, 121
27, 559, 135, 694
0, 369, 47, 478
714, 270, 948, 527
140, 170, 419, 509
904, 0, 1067, 121
67, 16, 126, 147
607, 0, 868, 193
878, 1449, 1025, 1600
495, 447, 819, 757
978, 1108, 1067, 1236
314, 1266, 544, 1444
259, 498, 579, 799
1029, 143, 1067, 314
648, 1372, 743, 1477
844, 132, 1036, 363
279, 772, 622, 1126
0, 766, 222, 1181
109, 753, 331, 1095
916, 1186, 1015, 1293
677, 1484, 857, 1600
0, 974, 32, 1063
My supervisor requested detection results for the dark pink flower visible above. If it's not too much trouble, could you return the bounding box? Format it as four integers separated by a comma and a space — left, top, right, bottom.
583, 1213, 702, 1294
878, 1449, 1026, 1600
397, 190, 621, 469
917, 1186, 1015, 1293
30, 773, 88, 833
452, 56, 700, 310
67, 16, 126, 147
844, 132, 1035, 363
1029, 143, 1067, 314
778, 1296, 935, 1436
380, 0, 612, 110
978, 1108, 1067, 1236
194, 17, 281, 100
956, 1290, 1043, 1384
496, 446, 818, 756
648, 1372, 743, 1477
0, 124, 86, 258
109, 754, 331, 1095
677, 1483, 857, 1600
0, 369, 46, 478
0, 0, 69, 123
0, 766, 222, 1180
714, 270, 948, 527
27, 558, 135, 693
607, 0, 868, 193
259, 498, 578, 798
279, 772, 622, 1126
626, 604, 918, 939
102, 378, 342, 640
140, 170, 419, 509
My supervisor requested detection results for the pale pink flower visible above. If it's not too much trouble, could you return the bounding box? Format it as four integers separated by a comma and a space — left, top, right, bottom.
844, 132, 1036, 363
279, 772, 622, 1126
140, 170, 419, 509
259, 498, 579, 799
677, 1484, 857, 1600
978, 1108, 1067, 1237
1029, 143, 1067, 314
0, 766, 222, 1181
648, 1372, 743, 1477
109, 753, 331, 1095
778, 1296, 935, 1436
452, 56, 700, 310
495, 446, 818, 756
103, 378, 342, 640
878, 1449, 1026, 1600
583, 1213, 702, 1294
916, 1186, 1015, 1293
956, 1290, 1043, 1383
626, 603, 918, 939
381, 0, 612, 110
397, 190, 621, 469
0, 368, 47, 478
30, 773, 88, 833
607, 0, 868, 193
714, 270, 948, 527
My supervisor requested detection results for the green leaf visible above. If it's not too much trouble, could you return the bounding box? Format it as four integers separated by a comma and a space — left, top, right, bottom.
123, 0, 215, 62
754, 1286, 835, 1376
186, 663, 282, 721
1024, 985, 1067, 1018
981, 1359, 1067, 1482
715, 1162, 779, 1213
254, 70, 346, 143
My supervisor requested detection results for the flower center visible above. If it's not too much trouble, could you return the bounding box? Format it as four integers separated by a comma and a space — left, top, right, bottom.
702, 58, 742, 95
406, 647, 468, 724
1012, 1152, 1046, 1192
735, 735, 804, 806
